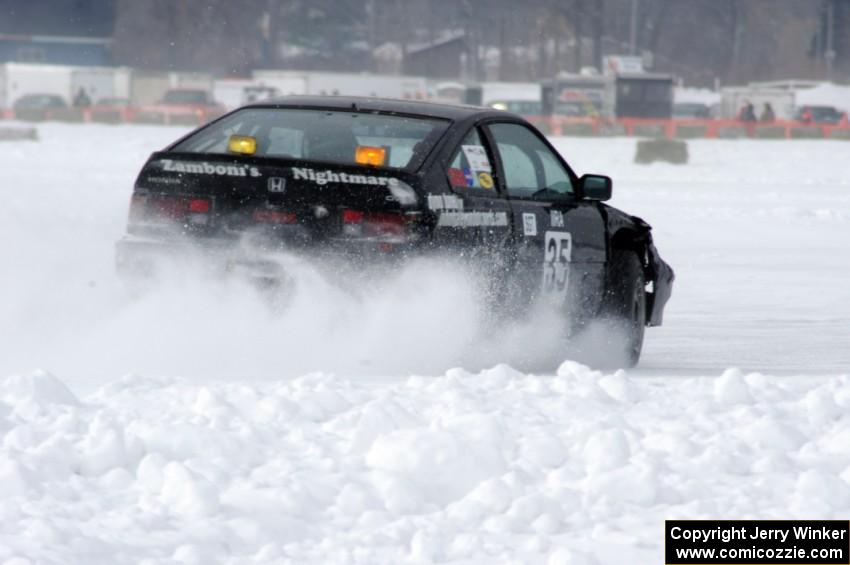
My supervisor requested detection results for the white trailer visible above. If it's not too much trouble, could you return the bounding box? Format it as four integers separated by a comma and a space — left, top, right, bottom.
170, 72, 213, 92
720, 87, 796, 120
249, 72, 308, 97
0, 63, 73, 108
302, 72, 428, 99
477, 82, 541, 105
251, 71, 428, 100
213, 78, 256, 109
128, 71, 214, 106
213, 78, 282, 109
70, 67, 132, 104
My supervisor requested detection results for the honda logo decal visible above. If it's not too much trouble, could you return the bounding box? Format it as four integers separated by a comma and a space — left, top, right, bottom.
268, 177, 286, 193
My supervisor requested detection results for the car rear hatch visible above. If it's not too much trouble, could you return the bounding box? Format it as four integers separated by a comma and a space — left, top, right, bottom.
128, 152, 426, 254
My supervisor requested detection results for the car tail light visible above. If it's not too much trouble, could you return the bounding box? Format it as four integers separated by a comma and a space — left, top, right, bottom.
185, 197, 212, 225
341, 209, 409, 238
253, 209, 297, 224
363, 212, 407, 237
128, 194, 212, 226
342, 209, 365, 224
188, 198, 210, 213
148, 196, 187, 219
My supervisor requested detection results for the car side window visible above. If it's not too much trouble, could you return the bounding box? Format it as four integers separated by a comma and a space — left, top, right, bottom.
446, 128, 496, 191
488, 123, 573, 199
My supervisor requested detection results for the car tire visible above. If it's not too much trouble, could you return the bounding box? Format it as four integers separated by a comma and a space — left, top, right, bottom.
598, 249, 646, 368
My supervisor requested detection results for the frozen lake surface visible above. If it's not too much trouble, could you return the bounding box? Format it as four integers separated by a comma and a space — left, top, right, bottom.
0, 124, 848, 563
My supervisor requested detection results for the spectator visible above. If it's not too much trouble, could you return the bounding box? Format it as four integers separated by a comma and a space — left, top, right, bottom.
738, 101, 756, 122
73, 88, 92, 108
760, 102, 775, 123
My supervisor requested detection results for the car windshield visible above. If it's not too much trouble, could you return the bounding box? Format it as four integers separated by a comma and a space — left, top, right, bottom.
172, 107, 450, 171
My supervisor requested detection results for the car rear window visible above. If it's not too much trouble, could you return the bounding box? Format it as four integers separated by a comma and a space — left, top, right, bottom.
172, 108, 450, 172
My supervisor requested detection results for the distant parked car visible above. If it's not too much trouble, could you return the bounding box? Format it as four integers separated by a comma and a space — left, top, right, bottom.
795, 105, 845, 125
673, 102, 711, 119
13, 94, 67, 110
96, 97, 131, 107
156, 89, 224, 111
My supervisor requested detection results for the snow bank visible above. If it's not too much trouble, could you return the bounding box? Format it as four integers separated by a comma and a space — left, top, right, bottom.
2, 366, 849, 564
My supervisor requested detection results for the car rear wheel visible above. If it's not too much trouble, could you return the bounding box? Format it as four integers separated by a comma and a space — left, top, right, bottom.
599, 249, 646, 368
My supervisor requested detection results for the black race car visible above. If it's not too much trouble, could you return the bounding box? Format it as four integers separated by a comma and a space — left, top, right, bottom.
117, 96, 673, 366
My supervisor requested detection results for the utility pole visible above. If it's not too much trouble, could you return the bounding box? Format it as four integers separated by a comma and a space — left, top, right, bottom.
825, 0, 835, 81
629, 0, 639, 55
592, 0, 603, 71
574, 0, 584, 72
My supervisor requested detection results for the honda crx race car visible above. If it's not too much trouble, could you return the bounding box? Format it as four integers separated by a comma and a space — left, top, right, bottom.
116, 96, 673, 366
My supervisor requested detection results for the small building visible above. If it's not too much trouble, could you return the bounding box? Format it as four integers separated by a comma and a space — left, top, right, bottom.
612, 73, 674, 119
0, 33, 112, 66
403, 32, 467, 79
0, 0, 115, 66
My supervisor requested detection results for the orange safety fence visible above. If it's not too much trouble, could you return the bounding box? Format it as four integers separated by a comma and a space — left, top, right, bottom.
525, 115, 850, 140
2, 108, 849, 140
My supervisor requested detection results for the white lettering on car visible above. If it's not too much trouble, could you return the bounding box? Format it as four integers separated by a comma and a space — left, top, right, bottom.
523, 213, 537, 236
542, 231, 572, 299
437, 211, 508, 227
160, 159, 260, 178
550, 210, 564, 228
427, 194, 464, 211
291, 167, 400, 187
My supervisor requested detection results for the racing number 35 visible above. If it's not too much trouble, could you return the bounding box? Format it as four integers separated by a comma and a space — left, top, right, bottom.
543, 230, 571, 298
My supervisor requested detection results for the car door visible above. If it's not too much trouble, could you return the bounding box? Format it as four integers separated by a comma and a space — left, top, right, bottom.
430, 125, 512, 272
483, 121, 606, 320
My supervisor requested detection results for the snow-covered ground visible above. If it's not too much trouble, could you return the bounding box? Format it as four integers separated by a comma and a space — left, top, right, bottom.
0, 124, 848, 564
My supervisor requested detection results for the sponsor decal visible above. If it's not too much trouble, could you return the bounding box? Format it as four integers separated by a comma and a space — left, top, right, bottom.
447, 167, 467, 187
428, 193, 464, 211
462, 167, 475, 187
550, 209, 564, 228
478, 172, 494, 189
437, 211, 508, 227
160, 159, 261, 178
523, 212, 538, 236
461, 145, 492, 173
146, 176, 182, 185
267, 177, 286, 193
291, 167, 399, 187
542, 230, 572, 298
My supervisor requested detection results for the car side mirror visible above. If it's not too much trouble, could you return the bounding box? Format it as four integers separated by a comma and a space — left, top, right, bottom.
580, 174, 612, 201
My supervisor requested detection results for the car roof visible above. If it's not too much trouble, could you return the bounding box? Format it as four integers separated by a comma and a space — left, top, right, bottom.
244, 95, 515, 121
